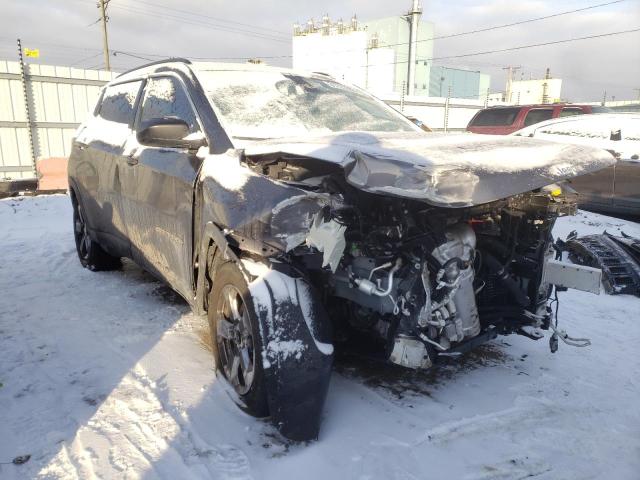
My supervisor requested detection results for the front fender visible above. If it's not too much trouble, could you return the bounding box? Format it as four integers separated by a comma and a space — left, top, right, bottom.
243, 260, 334, 441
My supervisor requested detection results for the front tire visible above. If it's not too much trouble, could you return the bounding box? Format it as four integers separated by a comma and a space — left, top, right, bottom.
208, 260, 269, 417
72, 195, 121, 271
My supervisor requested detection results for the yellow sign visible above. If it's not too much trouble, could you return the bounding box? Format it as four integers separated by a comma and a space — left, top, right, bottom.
24, 48, 39, 58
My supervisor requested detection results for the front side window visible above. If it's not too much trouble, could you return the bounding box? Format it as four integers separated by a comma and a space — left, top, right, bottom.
98, 81, 142, 124
198, 70, 416, 139
469, 108, 520, 127
560, 108, 584, 117
523, 108, 554, 127
139, 77, 199, 132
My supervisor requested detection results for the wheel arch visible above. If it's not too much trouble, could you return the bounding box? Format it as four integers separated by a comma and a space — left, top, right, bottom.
198, 221, 334, 441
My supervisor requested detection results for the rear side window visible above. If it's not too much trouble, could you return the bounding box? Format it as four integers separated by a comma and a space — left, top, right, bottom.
560, 107, 584, 117
139, 77, 199, 132
470, 108, 520, 127
98, 81, 142, 124
524, 108, 554, 127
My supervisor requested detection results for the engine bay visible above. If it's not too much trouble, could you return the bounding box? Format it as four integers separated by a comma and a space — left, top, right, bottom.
240, 152, 585, 369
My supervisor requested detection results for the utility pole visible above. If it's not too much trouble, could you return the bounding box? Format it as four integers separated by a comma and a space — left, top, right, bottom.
502, 65, 521, 104
601, 90, 607, 106
406, 0, 422, 96
541, 67, 550, 104
634, 88, 640, 102
98, 0, 111, 71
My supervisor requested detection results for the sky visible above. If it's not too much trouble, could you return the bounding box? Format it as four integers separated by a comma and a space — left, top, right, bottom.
1, 0, 639, 101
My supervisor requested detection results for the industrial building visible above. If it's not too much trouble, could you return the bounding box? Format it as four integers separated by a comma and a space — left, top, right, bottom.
429, 65, 490, 99
292, 2, 491, 99
507, 78, 563, 104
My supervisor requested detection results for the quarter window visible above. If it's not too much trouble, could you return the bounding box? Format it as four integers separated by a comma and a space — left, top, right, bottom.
98, 81, 142, 124
139, 77, 199, 132
523, 109, 553, 127
560, 108, 584, 117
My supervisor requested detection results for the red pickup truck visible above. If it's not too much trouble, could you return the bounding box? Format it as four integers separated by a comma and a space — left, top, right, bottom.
467, 104, 611, 135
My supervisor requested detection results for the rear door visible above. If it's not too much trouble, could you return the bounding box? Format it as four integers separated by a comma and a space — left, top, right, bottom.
122, 75, 206, 300
521, 108, 554, 129
73, 80, 143, 257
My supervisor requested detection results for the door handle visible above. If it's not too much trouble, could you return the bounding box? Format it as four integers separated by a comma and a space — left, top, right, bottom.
126, 153, 138, 166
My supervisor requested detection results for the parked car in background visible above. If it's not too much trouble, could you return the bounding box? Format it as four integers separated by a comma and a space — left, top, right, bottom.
467, 104, 611, 135
611, 103, 640, 113
513, 113, 640, 217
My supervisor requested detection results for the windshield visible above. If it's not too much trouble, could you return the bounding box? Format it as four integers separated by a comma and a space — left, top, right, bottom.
197, 70, 416, 139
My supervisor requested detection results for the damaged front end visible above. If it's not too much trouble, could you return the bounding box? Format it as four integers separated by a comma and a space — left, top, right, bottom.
198, 142, 608, 373
191, 133, 614, 441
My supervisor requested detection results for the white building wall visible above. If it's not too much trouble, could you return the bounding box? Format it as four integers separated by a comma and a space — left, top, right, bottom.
292, 31, 368, 86
364, 48, 395, 95
509, 78, 562, 104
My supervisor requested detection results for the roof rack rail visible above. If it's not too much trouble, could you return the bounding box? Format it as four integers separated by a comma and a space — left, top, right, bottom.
117, 57, 192, 78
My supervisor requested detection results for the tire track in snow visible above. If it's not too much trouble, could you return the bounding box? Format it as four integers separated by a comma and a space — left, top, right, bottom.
414, 396, 559, 446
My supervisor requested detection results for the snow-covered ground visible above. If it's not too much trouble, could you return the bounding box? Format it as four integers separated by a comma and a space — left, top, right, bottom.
1, 194, 639, 480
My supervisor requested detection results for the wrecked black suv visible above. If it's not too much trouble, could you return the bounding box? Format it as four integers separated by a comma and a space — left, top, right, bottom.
68, 59, 614, 441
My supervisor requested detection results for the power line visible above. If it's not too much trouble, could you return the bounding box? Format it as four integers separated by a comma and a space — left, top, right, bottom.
283, 0, 631, 58
2, 0, 630, 64
381, 0, 629, 49
175, 0, 631, 60
109, 3, 290, 43
123, 0, 288, 36
357, 28, 640, 68
3, 26, 637, 75
69, 51, 103, 67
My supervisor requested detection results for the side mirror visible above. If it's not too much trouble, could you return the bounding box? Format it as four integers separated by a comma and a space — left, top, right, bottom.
137, 117, 207, 151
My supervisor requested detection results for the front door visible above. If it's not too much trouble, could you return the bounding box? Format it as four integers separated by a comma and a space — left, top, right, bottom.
122, 75, 206, 300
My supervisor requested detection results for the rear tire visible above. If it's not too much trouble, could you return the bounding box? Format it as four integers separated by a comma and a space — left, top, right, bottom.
208, 260, 269, 417
72, 195, 121, 271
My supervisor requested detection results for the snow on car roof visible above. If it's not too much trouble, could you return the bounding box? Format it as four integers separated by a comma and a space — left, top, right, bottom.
191, 61, 333, 81
513, 113, 640, 138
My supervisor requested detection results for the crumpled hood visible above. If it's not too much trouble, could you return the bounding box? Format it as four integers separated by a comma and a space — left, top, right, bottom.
242, 131, 616, 207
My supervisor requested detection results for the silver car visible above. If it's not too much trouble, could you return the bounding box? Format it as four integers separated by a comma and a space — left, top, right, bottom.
514, 113, 640, 217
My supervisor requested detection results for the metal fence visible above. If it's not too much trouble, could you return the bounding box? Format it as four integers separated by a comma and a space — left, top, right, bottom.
381, 94, 484, 133
0, 60, 114, 180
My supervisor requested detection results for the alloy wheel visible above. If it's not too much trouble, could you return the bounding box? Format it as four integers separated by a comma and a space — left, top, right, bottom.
216, 284, 256, 395
74, 203, 91, 261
